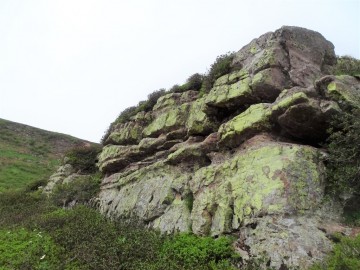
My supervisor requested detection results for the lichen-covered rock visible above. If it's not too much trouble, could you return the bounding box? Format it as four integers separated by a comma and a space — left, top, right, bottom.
316, 75, 360, 108
218, 104, 272, 147
97, 144, 146, 173
99, 161, 193, 233
93, 26, 360, 270
153, 91, 198, 111
204, 26, 335, 112
233, 26, 336, 87
186, 98, 219, 135
237, 215, 333, 269
205, 73, 253, 109
190, 138, 324, 236
250, 68, 290, 102
143, 103, 190, 137
105, 121, 144, 145
44, 164, 75, 193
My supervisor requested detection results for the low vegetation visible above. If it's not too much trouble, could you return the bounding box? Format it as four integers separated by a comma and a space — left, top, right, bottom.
0, 184, 240, 270
325, 108, 360, 226
333, 56, 360, 76
310, 234, 360, 270
65, 145, 102, 174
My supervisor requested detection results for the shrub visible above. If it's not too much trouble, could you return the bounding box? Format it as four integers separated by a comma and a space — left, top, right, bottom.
101, 89, 168, 144
0, 228, 62, 269
146, 88, 167, 110
170, 73, 204, 93
0, 189, 53, 228
160, 233, 239, 269
33, 207, 120, 269
333, 56, 360, 76
201, 52, 235, 94
65, 144, 101, 173
326, 108, 360, 196
310, 234, 360, 270
50, 173, 101, 207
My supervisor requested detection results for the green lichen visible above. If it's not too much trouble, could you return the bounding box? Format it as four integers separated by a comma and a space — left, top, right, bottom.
218, 103, 271, 147
190, 143, 323, 235
250, 46, 257, 54
107, 122, 143, 145
186, 98, 217, 135
213, 74, 229, 87
326, 78, 360, 108
205, 77, 252, 108
271, 92, 308, 113
252, 48, 277, 72
143, 104, 190, 137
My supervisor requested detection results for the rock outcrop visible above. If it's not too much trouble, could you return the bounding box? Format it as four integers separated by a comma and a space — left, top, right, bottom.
49, 26, 360, 269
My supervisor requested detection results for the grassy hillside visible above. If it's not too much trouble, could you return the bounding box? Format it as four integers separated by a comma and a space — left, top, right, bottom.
0, 118, 95, 192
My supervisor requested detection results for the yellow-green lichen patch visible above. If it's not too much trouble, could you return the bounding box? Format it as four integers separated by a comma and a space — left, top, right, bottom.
205, 77, 252, 108
190, 142, 324, 235
108, 123, 143, 145
99, 161, 193, 233
186, 98, 218, 135
218, 103, 272, 147
326, 77, 360, 108
143, 103, 190, 137
153, 93, 177, 110
228, 69, 249, 84
271, 92, 309, 113
213, 74, 229, 87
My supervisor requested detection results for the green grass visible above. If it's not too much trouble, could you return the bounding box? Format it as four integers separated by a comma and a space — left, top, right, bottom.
0, 118, 94, 192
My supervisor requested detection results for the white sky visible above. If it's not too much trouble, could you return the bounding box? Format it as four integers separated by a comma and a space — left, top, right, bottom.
0, 0, 359, 143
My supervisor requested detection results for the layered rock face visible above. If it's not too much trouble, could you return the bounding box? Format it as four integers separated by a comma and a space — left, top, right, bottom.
97, 26, 360, 269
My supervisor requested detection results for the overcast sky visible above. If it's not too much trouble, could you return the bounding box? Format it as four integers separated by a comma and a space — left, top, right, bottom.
0, 0, 359, 143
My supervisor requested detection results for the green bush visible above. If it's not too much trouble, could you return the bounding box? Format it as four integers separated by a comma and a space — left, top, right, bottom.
65, 144, 101, 173
50, 173, 101, 207
161, 233, 238, 269
326, 108, 360, 195
201, 52, 235, 94
326, 108, 360, 225
333, 56, 360, 76
170, 73, 204, 93
310, 234, 360, 270
101, 89, 168, 144
0, 189, 53, 228
36, 206, 122, 269
0, 228, 62, 270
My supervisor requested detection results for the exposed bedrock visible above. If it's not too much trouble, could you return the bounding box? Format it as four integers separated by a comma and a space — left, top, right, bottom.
83, 26, 360, 270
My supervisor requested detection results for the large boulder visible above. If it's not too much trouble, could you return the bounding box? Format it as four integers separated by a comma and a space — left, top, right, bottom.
204, 26, 335, 113
94, 26, 360, 270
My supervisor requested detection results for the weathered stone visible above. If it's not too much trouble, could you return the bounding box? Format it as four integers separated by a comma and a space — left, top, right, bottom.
106, 121, 144, 145
237, 215, 333, 270
250, 68, 290, 102
153, 91, 199, 111
186, 98, 219, 135
99, 161, 192, 230
43, 164, 75, 193
97, 144, 145, 173
218, 104, 272, 147
143, 103, 190, 137
278, 101, 330, 141
205, 76, 253, 109
190, 139, 324, 236
92, 26, 358, 270
316, 75, 360, 108
233, 26, 335, 87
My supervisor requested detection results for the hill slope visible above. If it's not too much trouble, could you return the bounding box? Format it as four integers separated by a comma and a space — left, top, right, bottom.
0, 118, 95, 192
